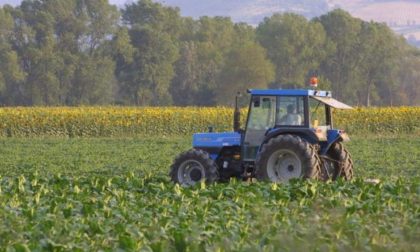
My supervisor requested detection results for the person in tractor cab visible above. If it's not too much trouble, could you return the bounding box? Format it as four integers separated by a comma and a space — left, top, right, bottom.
279, 104, 302, 125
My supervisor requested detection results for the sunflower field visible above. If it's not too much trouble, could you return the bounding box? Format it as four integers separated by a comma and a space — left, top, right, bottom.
0, 106, 418, 137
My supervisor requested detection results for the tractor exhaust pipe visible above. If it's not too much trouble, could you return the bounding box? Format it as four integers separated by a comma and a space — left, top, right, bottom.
233, 92, 241, 132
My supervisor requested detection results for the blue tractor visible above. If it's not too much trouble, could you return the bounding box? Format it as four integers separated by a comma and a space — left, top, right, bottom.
170, 88, 354, 185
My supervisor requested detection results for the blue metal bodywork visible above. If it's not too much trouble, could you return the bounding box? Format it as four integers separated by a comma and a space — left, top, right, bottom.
191, 89, 351, 161
192, 129, 347, 160
312, 129, 349, 155
327, 130, 341, 145
249, 89, 332, 97
193, 132, 241, 160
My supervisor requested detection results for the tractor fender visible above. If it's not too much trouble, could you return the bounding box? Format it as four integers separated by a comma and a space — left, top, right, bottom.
321, 130, 350, 155
261, 128, 319, 148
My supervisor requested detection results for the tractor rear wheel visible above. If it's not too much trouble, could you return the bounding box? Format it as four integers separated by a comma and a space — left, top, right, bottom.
322, 142, 354, 180
255, 134, 321, 182
170, 149, 219, 186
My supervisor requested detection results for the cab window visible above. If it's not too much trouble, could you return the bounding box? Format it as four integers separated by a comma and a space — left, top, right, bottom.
276, 96, 305, 126
247, 96, 276, 130
243, 96, 276, 160
309, 98, 329, 128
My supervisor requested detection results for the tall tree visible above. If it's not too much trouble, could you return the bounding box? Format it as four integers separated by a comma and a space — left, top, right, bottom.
3, 0, 119, 105
170, 17, 237, 106
51, 0, 119, 105
170, 41, 202, 106
355, 22, 400, 106
257, 13, 329, 88
216, 42, 275, 105
0, 6, 26, 105
117, 0, 181, 105
394, 47, 420, 106
0, 2, 419, 107
315, 9, 364, 102
170, 17, 268, 106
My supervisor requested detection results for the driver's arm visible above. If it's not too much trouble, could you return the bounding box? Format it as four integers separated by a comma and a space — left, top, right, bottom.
296, 115, 302, 125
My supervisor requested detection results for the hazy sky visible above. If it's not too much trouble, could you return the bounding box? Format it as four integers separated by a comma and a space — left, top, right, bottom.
1, 0, 419, 41
0, 0, 131, 6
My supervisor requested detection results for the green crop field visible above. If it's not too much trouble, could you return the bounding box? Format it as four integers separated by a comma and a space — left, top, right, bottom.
0, 135, 419, 251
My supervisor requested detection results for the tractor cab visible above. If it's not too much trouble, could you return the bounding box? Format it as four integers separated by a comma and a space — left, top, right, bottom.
170, 88, 354, 186
243, 89, 352, 162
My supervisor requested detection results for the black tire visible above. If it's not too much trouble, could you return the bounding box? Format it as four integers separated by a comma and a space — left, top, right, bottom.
255, 134, 321, 182
169, 149, 219, 186
322, 142, 354, 181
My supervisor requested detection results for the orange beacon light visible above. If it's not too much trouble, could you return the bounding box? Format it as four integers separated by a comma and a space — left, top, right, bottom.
310, 77, 318, 88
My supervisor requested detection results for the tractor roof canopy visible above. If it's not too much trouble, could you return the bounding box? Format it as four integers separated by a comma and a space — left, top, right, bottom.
248, 89, 353, 109
311, 96, 352, 109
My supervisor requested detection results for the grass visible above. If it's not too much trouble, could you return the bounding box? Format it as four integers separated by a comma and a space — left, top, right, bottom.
0, 135, 419, 251
0, 136, 189, 177
0, 135, 418, 179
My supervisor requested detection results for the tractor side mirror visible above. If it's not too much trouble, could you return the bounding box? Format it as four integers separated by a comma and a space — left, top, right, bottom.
252, 96, 260, 107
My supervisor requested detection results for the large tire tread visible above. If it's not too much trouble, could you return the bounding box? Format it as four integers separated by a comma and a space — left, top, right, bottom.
326, 142, 354, 180
255, 134, 321, 182
169, 149, 219, 185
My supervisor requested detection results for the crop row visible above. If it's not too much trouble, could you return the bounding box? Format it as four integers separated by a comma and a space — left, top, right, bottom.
1, 173, 419, 251
0, 136, 418, 250
0, 106, 418, 137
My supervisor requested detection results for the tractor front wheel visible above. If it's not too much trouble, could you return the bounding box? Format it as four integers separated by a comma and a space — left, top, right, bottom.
170, 149, 219, 186
255, 134, 321, 182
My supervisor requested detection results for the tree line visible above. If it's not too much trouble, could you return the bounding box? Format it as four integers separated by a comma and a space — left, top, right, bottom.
0, 0, 418, 107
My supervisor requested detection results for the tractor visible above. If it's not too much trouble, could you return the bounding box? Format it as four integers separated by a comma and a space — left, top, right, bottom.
170, 87, 354, 186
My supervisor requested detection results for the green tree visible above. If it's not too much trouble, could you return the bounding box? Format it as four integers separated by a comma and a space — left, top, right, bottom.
171, 17, 261, 106
216, 42, 275, 105
0, 2, 418, 107
117, 0, 181, 105
170, 41, 202, 106
315, 9, 364, 102
0, 7, 26, 105
355, 22, 400, 106
394, 47, 420, 106
257, 13, 328, 88
5, 0, 119, 105
52, 0, 119, 105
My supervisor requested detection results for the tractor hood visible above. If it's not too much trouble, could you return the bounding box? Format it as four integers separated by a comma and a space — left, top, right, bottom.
193, 132, 241, 148
311, 96, 353, 109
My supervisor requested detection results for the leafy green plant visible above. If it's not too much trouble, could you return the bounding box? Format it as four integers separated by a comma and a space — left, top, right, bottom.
0, 136, 419, 250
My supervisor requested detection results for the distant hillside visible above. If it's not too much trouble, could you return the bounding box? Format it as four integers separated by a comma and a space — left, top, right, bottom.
156, 0, 420, 46
156, 0, 329, 24
1, 0, 419, 46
